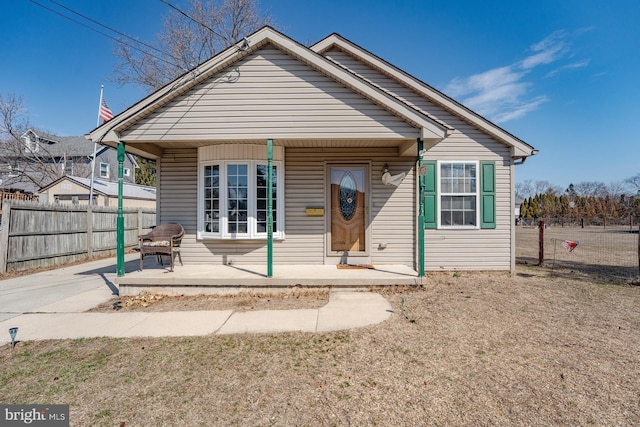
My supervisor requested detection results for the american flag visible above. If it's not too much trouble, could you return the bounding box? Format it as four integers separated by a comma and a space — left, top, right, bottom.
99, 97, 113, 123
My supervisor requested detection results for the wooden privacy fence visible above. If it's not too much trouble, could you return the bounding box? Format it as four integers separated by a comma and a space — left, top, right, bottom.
0, 201, 156, 273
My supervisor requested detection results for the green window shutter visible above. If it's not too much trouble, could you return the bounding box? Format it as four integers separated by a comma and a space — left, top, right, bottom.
423, 160, 437, 229
480, 161, 496, 229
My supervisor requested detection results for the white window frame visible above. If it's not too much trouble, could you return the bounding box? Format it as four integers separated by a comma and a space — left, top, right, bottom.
123, 168, 130, 177
197, 160, 285, 240
99, 162, 109, 179
437, 160, 480, 229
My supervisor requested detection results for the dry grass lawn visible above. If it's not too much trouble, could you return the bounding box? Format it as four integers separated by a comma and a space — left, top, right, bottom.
2, 266, 639, 426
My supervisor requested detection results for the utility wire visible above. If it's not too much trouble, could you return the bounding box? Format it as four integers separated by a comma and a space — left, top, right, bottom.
46, 0, 178, 64
28, 0, 182, 70
159, 0, 225, 40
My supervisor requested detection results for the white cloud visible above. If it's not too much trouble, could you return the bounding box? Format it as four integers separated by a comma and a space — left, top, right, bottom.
492, 96, 549, 122
546, 60, 590, 77
444, 30, 588, 123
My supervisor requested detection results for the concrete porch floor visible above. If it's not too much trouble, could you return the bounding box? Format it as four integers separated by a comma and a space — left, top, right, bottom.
117, 257, 424, 295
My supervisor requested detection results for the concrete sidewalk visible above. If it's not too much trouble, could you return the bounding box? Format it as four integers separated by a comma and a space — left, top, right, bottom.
0, 255, 393, 346
0, 291, 392, 346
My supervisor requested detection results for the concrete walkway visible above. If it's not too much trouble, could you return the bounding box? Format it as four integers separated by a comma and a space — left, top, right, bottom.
0, 256, 393, 346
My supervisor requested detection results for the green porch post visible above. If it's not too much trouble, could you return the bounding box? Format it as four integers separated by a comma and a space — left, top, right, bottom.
417, 139, 425, 277
117, 141, 125, 277
267, 138, 273, 277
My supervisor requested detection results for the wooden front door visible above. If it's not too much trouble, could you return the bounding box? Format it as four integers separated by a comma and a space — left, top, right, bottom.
329, 166, 367, 254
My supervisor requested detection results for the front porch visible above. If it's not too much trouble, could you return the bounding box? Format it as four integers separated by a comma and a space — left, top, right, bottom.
117, 258, 422, 295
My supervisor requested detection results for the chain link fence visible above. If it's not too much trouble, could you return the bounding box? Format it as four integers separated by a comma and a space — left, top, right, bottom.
516, 218, 640, 283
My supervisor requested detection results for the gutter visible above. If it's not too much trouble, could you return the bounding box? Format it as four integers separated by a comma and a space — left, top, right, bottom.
513, 149, 539, 165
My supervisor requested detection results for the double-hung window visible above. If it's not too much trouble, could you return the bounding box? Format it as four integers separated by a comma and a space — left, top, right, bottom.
439, 162, 478, 227
423, 160, 496, 229
99, 162, 109, 179
199, 160, 284, 239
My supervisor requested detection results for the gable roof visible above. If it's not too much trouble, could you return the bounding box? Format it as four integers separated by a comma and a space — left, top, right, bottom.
39, 175, 156, 200
311, 34, 536, 158
87, 26, 451, 157
8, 129, 95, 158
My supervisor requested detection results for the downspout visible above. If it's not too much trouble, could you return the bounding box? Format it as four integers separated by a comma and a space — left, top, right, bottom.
417, 138, 425, 277
513, 156, 527, 165
267, 138, 273, 278
117, 141, 125, 277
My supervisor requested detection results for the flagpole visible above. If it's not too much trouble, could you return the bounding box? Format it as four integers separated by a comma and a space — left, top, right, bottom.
89, 85, 104, 205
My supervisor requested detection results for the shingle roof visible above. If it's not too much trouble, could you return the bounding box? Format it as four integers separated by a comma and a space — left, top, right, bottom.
40, 175, 156, 200
31, 130, 95, 157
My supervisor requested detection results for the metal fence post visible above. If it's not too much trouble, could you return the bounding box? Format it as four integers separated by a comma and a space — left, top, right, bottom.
538, 220, 545, 266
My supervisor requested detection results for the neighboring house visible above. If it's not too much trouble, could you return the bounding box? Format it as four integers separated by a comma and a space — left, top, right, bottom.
39, 175, 156, 209
0, 128, 138, 195
88, 27, 537, 273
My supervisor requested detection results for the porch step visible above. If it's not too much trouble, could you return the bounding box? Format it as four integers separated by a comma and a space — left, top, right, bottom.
117, 263, 424, 296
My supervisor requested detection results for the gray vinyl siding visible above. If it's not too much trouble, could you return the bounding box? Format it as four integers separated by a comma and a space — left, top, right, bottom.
159, 146, 416, 267
286, 148, 415, 267
158, 148, 198, 229
324, 48, 514, 270
120, 46, 419, 142
370, 157, 415, 266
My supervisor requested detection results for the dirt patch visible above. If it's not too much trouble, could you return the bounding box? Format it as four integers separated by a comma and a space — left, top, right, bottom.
89, 288, 331, 312
2, 266, 639, 426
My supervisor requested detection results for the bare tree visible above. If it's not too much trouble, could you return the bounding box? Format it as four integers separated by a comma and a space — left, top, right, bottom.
515, 179, 534, 199
0, 93, 28, 138
573, 181, 608, 198
605, 181, 627, 197
113, 0, 273, 92
533, 180, 563, 196
625, 173, 640, 195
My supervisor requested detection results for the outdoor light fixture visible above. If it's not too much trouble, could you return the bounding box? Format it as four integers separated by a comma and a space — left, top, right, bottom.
9, 327, 18, 350
381, 163, 406, 187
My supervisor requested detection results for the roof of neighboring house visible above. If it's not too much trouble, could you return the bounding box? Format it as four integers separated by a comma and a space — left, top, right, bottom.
39, 175, 156, 201
20, 129, 95, 157
0, 177, 40, 194
2, 129, 140, 166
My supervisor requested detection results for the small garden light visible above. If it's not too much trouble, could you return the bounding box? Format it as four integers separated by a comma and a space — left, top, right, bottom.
9, 327, 18, 350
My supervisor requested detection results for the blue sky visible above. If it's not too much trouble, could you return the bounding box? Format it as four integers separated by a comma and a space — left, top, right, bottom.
1, 0, 639, 190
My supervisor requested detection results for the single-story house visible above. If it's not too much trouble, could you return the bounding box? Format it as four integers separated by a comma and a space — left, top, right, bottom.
39, 175, 156, 209
88, 26, 536, 275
